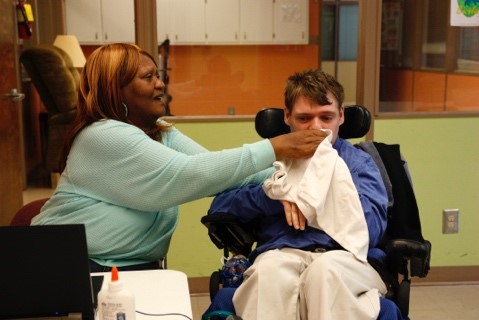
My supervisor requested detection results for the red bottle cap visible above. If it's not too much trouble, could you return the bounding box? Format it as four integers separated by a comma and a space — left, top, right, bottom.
111, 266, 119, 282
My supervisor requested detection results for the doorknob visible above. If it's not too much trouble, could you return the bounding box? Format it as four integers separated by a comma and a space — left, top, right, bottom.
1, 89, 25, 102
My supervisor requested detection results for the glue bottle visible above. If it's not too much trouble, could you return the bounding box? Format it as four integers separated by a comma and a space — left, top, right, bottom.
97, 266, 136, 320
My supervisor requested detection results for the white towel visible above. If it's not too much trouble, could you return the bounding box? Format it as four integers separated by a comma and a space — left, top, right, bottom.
263, 130, 369, 262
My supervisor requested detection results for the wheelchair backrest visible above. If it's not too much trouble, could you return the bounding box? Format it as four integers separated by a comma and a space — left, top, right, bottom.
254, 105, 424, 246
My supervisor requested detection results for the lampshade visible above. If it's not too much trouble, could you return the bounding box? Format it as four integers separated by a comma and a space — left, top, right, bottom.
53, 35, 86, 68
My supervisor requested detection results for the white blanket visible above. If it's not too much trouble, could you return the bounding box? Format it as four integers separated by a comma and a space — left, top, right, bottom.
263, 130, 369, 262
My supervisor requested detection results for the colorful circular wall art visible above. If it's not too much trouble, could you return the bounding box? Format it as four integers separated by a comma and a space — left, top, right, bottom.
457, 0, 479, 18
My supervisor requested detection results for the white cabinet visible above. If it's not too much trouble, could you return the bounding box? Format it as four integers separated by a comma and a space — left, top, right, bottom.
100, 0, 135, 43
273, 0, 308, 44
205, 0, 240, 44
169, 0, 205, 44
65, 0, 102, 44
65, 0, 135, 44
157, 0, 173, 43
240, 0, 274, 43
158, 0, 239, 45
156, 0, 308, 45
241, 0, 308, 44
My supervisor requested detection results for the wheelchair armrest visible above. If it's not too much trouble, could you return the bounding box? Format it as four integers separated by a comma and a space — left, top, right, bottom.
386, 239, 432, 278
201, 213, 256, 257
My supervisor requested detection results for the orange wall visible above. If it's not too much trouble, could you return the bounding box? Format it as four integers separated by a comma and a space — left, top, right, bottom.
446, 74, 479, 111
167, 45, 319, 115
380, 68, 479, 112
413, 71, 446, 112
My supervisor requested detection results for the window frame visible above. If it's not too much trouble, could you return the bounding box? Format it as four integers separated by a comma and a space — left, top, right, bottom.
376, 0, 479, 117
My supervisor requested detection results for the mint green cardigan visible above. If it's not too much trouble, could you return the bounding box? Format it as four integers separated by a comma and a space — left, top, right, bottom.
32, 119, 275, 267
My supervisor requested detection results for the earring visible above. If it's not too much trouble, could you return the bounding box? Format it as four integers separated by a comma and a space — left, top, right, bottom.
122, 102, 128, 118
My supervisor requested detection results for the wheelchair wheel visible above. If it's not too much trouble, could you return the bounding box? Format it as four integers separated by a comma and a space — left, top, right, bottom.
209, 270, 222, 301
397, 279, 411, 318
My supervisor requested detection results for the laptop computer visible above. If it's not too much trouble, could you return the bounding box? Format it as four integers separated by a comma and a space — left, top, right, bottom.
0, 224, 95, 320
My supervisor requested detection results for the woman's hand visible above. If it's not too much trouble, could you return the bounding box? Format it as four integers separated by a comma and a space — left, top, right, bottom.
281, 200, 306, 230
270, 130, 328, 160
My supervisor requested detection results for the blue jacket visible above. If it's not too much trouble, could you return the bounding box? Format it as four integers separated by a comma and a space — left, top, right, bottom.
210, 138, 389, 262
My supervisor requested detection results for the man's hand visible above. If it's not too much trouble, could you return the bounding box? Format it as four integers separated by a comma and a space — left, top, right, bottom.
281, 200, 306, 230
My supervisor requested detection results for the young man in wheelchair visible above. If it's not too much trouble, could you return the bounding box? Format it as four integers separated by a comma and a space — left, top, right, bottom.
209, 69, 389, 320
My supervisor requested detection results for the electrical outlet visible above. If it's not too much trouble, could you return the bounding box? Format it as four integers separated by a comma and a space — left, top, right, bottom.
442, 209, 459, 234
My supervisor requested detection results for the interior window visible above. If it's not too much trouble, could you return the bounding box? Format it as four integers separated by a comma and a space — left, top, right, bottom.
379, 0, 479, 113
321, 0, 359, 104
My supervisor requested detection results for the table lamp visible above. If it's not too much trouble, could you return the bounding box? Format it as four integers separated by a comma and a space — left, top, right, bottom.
53, 35, 86, 68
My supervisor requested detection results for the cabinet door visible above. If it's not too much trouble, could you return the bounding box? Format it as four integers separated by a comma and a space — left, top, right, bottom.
65, 0, 102, 44
206, 0, 240, 44
157, 0, 173, 43
171, 0, 205, 44
240, 0, 274, 44
101, 0, 135, 43
273, 0, 308, 44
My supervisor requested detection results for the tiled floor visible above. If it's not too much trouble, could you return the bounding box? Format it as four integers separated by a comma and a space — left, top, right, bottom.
190, 294, 211, 320
24, 188, 479, 320
192, 283, 479, 320
408, 283, 479, 320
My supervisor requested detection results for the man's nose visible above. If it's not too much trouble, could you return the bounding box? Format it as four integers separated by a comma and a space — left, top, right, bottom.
309, 118, 323, 130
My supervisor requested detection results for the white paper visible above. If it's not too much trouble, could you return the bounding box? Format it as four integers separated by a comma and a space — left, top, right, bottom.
450, 0, 479, 27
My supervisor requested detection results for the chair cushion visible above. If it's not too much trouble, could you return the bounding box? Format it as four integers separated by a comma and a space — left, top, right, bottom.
20, 45, 79, 115
10, 198, 49, 226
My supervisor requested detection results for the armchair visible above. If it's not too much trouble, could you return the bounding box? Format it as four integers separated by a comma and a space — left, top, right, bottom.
20, 45, 79, 175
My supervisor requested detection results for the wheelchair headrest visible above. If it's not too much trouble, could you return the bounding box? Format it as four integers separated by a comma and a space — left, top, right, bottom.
255, 105, 371, 139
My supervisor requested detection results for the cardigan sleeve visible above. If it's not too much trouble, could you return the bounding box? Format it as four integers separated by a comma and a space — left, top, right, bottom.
64, 120, 276, 212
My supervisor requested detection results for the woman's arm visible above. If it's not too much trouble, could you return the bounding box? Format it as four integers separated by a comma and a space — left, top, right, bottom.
67, 121, 276, 211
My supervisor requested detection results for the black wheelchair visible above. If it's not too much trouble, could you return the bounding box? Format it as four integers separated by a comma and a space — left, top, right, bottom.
201, 105, 431, 320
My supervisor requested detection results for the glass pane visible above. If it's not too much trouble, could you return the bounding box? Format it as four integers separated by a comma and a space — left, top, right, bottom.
380, 0, 412, 112
379, 0, 479, 113
379, 68, 414, 112
456, 27, 479, 73
420, 1, 447, 70
446, 73, 479, 110
412, 71, 446, 112
338, 5, 358, 60
321, 5, 335, 61
380, 1, 406, 68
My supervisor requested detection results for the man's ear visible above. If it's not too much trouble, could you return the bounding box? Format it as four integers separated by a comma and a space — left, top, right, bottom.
284, 107, 291, 126
339, 106, 345, 126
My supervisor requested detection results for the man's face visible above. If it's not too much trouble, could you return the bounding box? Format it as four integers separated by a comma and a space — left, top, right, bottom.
284, 92, 344, 143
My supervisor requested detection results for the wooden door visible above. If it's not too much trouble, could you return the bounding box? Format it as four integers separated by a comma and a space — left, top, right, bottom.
0, 0, 25, 225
